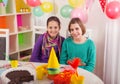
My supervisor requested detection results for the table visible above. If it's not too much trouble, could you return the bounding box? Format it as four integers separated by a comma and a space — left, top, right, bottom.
0, 60, 104, 84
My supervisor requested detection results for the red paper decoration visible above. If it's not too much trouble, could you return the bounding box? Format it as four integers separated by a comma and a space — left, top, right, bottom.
99, 0, 107, 12
54, 70, 75, 84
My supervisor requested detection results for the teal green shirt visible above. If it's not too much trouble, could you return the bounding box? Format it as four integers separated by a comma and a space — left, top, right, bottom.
60, 37, 96, 72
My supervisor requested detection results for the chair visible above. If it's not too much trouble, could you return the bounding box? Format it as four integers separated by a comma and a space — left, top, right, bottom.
0, 29, 9, 60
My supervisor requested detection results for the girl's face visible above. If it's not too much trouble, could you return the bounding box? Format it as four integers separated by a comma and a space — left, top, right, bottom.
47, 21, 60, 39
69, 23, 82, 39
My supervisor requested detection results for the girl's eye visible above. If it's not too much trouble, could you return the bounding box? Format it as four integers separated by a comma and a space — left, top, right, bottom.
54, 26, 58, 29
49, 27, 52, 29
76, 27, 79, 30
70, 29, 74, 32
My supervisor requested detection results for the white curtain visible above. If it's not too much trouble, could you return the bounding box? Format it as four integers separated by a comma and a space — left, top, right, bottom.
103, 19, 120, 84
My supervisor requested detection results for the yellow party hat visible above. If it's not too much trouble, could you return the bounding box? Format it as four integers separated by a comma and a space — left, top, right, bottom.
47, 47, 60, 68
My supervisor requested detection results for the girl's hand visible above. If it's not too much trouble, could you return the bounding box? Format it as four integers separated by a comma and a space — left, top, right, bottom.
67, 57, 85, 69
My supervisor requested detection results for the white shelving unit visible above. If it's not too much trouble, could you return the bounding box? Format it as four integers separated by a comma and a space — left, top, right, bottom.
0, 0, 33, 60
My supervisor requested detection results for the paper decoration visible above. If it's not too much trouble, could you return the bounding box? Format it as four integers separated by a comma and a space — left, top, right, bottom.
54, 70, 75, 84
47, 47, 60, 68
71, 74, 84, 84
67, 58, 85, 69
99, 0, 107, 12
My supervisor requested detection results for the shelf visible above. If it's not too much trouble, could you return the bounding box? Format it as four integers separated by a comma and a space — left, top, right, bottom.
0, 0, 15, 15
9, 51, 18, 55
16, 12, 31, 15
9, 53, 19, 60
20, 49, 32, 58
0, 0, 33, 60
9, 35, 17, 54
19, 47, 32, 52
15, 0, 31, 13
0, 14, 15, 16
18, 30, 32, 34
17, 14, 32, 32
0, 15, 16, 33
18, 32, 33, 51
19, 49, 32, 61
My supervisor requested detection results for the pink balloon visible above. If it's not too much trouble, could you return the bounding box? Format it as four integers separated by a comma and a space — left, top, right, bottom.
27, 0, 41, 7
85, 0, 94, 10
71, 8, 88, 23
105, 1, 120, 19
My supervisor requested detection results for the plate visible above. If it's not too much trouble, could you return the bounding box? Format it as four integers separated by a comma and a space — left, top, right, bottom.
0, 66, 36, 84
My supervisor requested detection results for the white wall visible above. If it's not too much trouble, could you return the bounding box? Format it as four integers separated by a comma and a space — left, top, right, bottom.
86, 0, 106, 79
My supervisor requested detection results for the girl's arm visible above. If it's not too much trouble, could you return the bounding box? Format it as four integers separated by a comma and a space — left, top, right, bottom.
60, 40, 68, 64
83, 41, 96, 72
30, 35, 43, 62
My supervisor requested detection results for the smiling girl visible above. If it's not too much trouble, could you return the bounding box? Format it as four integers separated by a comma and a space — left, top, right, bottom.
30, 16, 65, 63
60, 18, 96, 72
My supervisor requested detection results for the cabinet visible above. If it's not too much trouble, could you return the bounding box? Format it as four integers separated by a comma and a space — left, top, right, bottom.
0, 0, 33, 60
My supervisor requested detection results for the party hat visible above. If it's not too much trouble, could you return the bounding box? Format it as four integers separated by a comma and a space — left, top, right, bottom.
47, 47, 60, 68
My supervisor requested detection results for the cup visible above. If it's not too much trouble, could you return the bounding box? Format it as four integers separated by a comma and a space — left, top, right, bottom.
10, 60, 18, 68
36, 64, 48, 80
36, 66, 44, 80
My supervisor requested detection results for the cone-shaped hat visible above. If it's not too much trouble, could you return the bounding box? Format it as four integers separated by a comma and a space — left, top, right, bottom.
47, 47, 60, 68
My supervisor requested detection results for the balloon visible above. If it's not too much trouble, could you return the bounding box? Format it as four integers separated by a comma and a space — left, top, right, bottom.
41, 2, 53, 13
33, 6, 44, 17
27, 0, 41, 7
86, 0, 94, 10
71, 8, 88, 23
105, 1, 120, 19
60, 5, 73, 18
68, 0, 85, 8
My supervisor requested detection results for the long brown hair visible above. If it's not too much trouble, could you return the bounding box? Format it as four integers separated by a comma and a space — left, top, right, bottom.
47, 16, 61, 29
68, 18, 86, 35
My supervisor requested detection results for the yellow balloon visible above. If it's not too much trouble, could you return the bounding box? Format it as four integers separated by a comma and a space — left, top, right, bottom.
68, 0, 85, 8
41, 2, 53, 13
